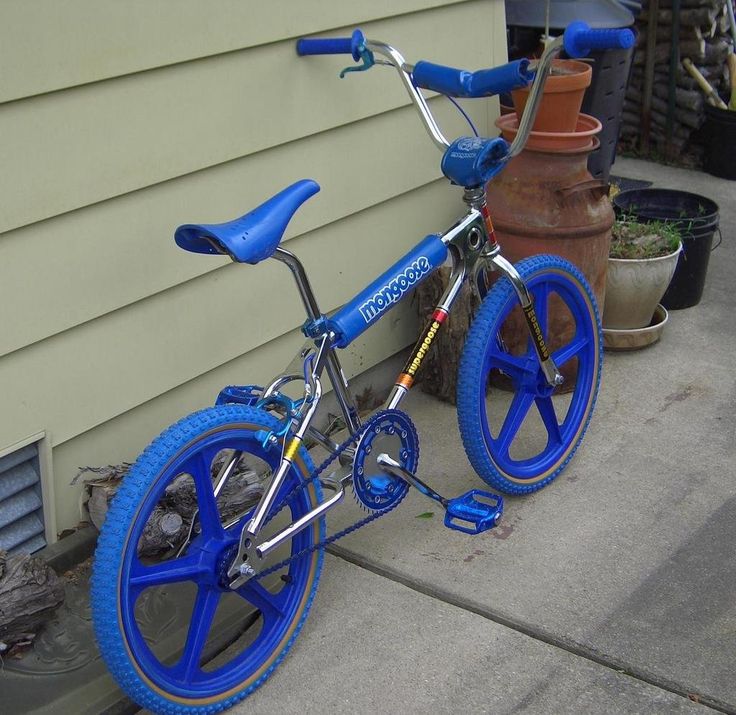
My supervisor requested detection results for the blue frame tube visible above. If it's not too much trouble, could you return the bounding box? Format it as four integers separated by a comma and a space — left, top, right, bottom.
329, 234, 448, 348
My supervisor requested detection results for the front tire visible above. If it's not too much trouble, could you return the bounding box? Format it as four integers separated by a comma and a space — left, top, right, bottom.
457, 255, 602, 494
91, 404, 324, 714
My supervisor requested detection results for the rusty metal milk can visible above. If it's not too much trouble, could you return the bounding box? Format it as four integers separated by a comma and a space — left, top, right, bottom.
485, 115, 614, 383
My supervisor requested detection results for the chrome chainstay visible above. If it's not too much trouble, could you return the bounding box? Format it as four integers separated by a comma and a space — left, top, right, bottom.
253, 409, 407, 581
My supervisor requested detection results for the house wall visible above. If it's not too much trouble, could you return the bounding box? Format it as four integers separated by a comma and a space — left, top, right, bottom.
0, 0, 507, 538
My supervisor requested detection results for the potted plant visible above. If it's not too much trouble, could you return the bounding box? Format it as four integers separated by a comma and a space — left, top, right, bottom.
511, 58, 592, 133
603, 217, 681, 333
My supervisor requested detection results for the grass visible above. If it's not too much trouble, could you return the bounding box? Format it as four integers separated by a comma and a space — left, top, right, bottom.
610, 218, 681, 260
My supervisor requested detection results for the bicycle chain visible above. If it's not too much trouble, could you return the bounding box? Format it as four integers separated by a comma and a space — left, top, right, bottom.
252, 409, 408, 581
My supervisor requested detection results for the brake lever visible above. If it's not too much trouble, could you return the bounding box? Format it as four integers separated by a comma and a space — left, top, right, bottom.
339, 46, 375, 78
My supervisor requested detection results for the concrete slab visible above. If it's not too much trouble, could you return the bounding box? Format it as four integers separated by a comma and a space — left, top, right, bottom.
231, 555, 710, 714
129, 158, 733, 714
310, 158, 736, 710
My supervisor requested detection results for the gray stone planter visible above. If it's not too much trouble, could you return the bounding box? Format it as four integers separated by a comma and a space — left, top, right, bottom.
602, 244, 681, 330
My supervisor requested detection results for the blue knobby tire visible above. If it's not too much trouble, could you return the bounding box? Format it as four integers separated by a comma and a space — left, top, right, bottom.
457, 255, 602, 494
91, 404, 324, 714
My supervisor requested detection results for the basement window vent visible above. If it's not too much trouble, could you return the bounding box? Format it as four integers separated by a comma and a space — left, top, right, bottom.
0, 444, 46, 554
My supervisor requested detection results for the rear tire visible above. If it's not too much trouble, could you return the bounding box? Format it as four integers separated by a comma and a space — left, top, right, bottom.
91, 404, 324, 713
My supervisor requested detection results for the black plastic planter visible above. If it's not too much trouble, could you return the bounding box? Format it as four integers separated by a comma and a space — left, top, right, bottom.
613, 188, 721, 309
703, 104, 736, 181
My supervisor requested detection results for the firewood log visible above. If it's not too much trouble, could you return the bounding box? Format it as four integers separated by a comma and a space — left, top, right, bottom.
0, 551, 65, 650
651, 84, 704, 111
640, 7, 719, 25
655, 0, 720, 10
84, 462, 265, 556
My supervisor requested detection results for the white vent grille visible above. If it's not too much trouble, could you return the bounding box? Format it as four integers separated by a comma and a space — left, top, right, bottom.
0, 444, 46, 554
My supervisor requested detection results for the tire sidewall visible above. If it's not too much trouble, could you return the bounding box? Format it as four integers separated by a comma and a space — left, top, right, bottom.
457, 255, 602, 494
90, 404, 324, 714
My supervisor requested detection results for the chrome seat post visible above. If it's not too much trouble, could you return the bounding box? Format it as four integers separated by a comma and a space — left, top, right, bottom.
272, 246, 361, 433
273, 247, 322, 321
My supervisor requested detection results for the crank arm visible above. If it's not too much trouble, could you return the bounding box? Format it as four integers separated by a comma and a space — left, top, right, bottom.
227, 476, 344, 589
377, 453, 449, 508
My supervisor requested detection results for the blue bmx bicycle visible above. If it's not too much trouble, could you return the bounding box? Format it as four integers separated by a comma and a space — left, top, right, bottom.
91, 21, 633, 714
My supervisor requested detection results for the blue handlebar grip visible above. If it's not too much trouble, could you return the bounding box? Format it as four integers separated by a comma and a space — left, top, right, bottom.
296, 29, 365, 62
412, 61, 472, 97
296, 37, 352, 55
412, 59, 534, 98
564, 21, 635, 58
468, 59, 534, 97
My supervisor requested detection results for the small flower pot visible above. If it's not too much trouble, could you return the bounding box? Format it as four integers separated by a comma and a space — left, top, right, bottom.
496, 112, 601, 152
512, 59, 592, 133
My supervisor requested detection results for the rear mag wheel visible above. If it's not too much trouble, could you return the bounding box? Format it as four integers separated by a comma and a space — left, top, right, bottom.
91, 404, 324, 714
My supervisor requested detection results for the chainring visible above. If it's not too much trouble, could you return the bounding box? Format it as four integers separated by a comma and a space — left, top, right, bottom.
352, 409, 419, 512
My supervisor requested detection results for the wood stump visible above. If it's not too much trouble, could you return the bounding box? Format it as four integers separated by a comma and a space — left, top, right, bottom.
81, 460, 265, 556
0, 550, 65, 650
415, 267, 478, 405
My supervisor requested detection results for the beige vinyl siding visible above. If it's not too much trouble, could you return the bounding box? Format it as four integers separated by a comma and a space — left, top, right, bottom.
0, 5, 503, 234
0, 0, 507, 535
0, 99, 485, 359
0, 0, 470, 102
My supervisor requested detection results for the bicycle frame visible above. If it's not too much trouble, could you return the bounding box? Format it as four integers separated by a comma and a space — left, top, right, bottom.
226, 189, 551, 587
227, 35, 570, 588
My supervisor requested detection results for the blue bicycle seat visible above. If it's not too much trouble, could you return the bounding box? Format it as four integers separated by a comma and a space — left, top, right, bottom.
174, 179, 320, 264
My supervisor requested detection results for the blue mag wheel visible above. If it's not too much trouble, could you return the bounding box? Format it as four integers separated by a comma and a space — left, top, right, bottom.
91, 404, 324, 714
457, 255, 602, 494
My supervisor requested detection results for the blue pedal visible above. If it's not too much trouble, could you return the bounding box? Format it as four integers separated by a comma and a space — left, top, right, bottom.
444, 490, 504, 535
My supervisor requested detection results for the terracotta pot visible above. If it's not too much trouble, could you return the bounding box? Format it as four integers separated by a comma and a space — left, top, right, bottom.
602, 246, 681, 330
496, 113, 602, 152
511, 59, 592, 133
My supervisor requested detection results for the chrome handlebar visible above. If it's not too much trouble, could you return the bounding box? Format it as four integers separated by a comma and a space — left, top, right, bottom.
505, 36, 564, 159
364, 35, 566, 160
364, 40, 451, 151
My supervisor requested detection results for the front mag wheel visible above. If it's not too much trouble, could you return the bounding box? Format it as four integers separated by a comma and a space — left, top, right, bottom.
91, 404, 324, 714
457, 255, 602, 494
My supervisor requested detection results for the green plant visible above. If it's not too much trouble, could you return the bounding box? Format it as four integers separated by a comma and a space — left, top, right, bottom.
610, 217, 681, 259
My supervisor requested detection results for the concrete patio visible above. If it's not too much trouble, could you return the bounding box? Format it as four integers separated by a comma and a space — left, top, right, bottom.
12, 156, 720, 715
227, 156, 736, 715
